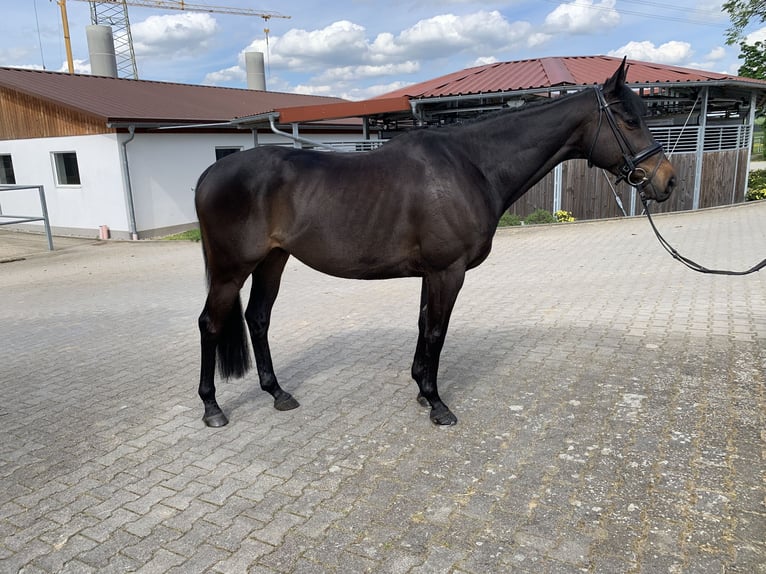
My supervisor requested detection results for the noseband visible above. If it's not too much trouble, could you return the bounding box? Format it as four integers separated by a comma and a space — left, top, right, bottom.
588, 88, 664, 190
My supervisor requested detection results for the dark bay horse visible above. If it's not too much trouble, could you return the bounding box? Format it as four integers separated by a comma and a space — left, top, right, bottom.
195, 59, 676, 427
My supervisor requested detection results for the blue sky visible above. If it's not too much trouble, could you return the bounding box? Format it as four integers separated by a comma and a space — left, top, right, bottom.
2, 1, 763, 100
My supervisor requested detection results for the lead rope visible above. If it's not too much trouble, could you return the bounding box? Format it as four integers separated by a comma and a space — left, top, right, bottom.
641, 197, 766, 275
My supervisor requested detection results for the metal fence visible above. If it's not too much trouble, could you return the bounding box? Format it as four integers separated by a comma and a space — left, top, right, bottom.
0, 185, 54, 250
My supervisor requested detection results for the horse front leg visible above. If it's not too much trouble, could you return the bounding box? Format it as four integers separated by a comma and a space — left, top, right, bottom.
415, 266, 466, 425
245, 249, 299, 412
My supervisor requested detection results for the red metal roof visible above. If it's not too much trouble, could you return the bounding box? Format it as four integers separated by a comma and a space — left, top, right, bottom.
374, 55, 766, 99
263, 56, 766, 125
0, 66, 347, 124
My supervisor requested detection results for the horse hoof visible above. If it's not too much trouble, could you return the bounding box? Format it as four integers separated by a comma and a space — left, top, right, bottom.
203, 412, 229, 427
274, 393, 300, 411
416, 393, 430, 408
430, 406, 457, 426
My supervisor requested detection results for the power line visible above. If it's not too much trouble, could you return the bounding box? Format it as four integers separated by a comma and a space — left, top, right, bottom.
33, 0, 46, 69
541, 0, 726, 28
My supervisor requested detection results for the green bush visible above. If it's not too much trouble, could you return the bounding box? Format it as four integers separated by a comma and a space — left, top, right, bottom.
748, 169, 766, 190
746, 169, 766, 201
524, 209, 556, 225
498, 212, 523, 226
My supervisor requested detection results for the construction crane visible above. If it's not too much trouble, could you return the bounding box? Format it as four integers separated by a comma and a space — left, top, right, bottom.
55, 0, 290, 78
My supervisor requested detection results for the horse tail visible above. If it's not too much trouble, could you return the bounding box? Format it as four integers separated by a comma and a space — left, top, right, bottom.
216, 296, 252, 380
196, 165, 252, 380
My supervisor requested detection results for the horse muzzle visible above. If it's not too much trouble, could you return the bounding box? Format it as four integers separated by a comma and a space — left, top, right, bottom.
617, 149, 676, 203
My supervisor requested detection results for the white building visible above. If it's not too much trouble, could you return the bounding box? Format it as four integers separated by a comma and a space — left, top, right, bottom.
0, 67, 370, 239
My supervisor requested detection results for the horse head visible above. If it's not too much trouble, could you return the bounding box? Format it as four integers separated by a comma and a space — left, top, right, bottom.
586, 58, 676, 202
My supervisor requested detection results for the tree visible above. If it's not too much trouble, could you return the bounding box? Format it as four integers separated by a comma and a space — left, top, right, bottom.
724, 0, 766, 44
738, 40, 766, 78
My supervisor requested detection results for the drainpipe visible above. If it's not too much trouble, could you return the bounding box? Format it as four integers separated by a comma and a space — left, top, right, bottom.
120, 125, 139, 240
410, 100, 424, 124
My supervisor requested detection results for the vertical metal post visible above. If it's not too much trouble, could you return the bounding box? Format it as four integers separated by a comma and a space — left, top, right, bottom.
743, 92, 758, 201
553, 163, 563, 212
291, 123, 302, 149
37, 185, 54, 250
692, 87, 708, 210
630, 187, 636, 217
251, 128, 259, 148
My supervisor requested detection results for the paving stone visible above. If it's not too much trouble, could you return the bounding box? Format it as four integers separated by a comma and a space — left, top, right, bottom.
1, 203, 764, 572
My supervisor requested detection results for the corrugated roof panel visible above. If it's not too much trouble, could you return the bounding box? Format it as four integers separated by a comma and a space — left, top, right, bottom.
376, 55, 766, 100
0, 67, 347, 123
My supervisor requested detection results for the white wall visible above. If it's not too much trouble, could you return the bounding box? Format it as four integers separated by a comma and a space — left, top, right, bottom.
1, 128, 376, 238
125, 132, 254, 236
125, 130, 375, 237
0, 134, 128, 237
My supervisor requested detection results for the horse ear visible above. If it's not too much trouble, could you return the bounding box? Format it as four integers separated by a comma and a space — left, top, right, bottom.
604, 56, 628, 95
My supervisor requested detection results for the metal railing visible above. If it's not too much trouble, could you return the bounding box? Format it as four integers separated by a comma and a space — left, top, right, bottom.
650, 124, 751, 154
0, 185, 54, 250
289, 125, 751, 156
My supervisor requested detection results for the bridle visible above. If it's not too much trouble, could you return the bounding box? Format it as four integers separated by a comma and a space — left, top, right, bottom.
587, 88, 765, 276
588, 87, 665, 191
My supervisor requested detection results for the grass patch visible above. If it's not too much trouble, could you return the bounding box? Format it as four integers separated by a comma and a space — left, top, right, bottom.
162, 229, 201, 241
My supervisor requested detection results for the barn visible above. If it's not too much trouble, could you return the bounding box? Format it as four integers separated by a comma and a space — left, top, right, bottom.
240, 55, 766, 220
0, 67, 372, 239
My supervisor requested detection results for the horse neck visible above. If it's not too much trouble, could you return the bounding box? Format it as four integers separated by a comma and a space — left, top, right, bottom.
460, 89, 596, 214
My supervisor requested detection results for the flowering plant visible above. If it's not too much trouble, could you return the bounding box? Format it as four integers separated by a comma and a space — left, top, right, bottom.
554, 210, 576, 222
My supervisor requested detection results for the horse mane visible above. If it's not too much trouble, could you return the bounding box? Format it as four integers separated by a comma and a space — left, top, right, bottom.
449, 83, 647, 129
444, 88, 590, 129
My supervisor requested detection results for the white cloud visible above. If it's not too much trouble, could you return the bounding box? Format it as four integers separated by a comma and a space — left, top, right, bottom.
704, 47, 727, 61
472, 56, 499, 66
745, 26, 766, 45
545, 0, 620, 34
528, 32, 552, 47
203, 65, 245, 85
389, 11, 531, 59
245, 11, 530, 73
608, 40, 693, 65
131, 13, 218, 58
315, 61, 421, 83
208, 10, 534, 91
685, 46, 731, 73
57, 59, 90, 74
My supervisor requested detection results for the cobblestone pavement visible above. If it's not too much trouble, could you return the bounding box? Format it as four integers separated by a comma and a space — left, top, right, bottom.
1, 203, 764, 573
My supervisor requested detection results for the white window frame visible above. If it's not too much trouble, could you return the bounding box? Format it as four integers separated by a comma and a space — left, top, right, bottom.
51, 151, 82, 187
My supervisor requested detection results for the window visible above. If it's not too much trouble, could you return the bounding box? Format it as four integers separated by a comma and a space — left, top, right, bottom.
0, 154, 16, 184
215, 147, 242, 161
52, 152, 81, 185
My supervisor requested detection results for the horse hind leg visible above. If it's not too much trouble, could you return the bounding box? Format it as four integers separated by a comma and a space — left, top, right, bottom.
245, 248, 300, 412
198, 280, 249, 427
412, 278, 429, 405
